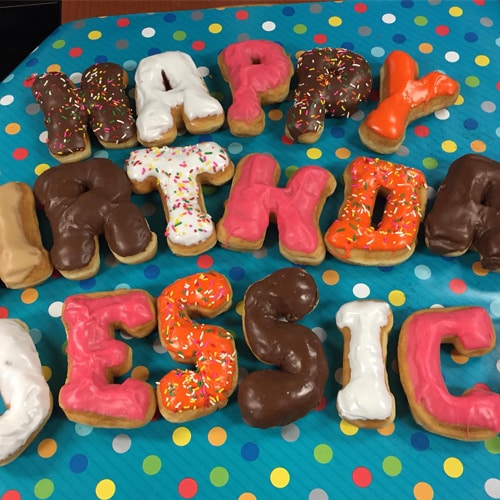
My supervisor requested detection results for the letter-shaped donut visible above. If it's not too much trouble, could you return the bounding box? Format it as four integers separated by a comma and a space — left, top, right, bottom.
216, 153, 336, 265
0, 319, 52, 465
336, 300, 395, 428
59, 290, 157, 428
324, 156, 427, 266
238, 267, 328, 428
285, 47, 372, 144
359, 50, 460, 154
218, 40, 294, 136
134, 51, 224, 146
125, 142, 234, 256
425, 154, 500, 270
157, 271, 237, 422
34, 158, 157, 280
0, 182, 52, 289
398, 306, 500, 441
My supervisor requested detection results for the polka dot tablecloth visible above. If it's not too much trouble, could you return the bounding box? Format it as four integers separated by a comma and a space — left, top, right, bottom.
1, 1, 500, 499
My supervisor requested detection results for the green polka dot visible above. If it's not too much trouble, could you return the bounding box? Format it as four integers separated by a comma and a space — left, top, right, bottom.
284, 165, 299, 178
414, 15, 428, 26
172, 30, 187, 41
210, 466, 230, 487
313, 443, 334, 464
422, 157, 438, 170
142, 454, 162, 475
485, 435, 500, 454
383, 456, 403, 477
293, 24, 307, 34
34, 478, 55, 499
465, 75, 480, 87
52, 39, 66, 49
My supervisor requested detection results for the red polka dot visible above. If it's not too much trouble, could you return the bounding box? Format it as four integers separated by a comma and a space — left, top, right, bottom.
315, 396, 327, 411
116, 17, 130, 27
352, 466, 372, 488
496, 81, 500, 92
235, 9, 249, 20
1, 491, 21, 500
0, 307, 9, 319
197, 254, 213, 269
414, 125, 430, 138
192, 41, 206, 51
313, 34, 328, 45
69, 47, 83, 58
449, 278, 467, 294
473, 0, 485, 4
281, 134, 294, 145
178, 478, 198, 499
354, 2, 368, 13
13, 147, 29, 160
435, 25, 450, 36
24, 74, 37, 87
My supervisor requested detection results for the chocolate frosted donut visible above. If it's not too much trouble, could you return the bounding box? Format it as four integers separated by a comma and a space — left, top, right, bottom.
285, 47, 372, 144
238, 267, 328, 428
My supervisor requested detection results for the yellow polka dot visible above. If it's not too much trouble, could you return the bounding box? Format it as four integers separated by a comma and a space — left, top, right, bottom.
21, 288, 38, 304
88, 30, 102, 40
270, 467, 290, 488
235, 300, 244, 316
95, 479, 116, 500
238, 494, 257, 500
339, 419, 359, 436
268, 109, 283, 121
454, 94, 464, 106
131, 365, 149, 381
172, 426, 192, 446
35, 163, 51, 176
418, 43, 433, 54
388, 290, 406, 307
443, 457, 464, 478
322, 269, 340, 285
414, 481, 434, 500
5, 123, 21, 135
306, 147, 322, 160
335, 147, 351, 160
441, 140, 457, 153
46, 64, 61, 72
475, 54, 490, 67
377, 422, 395, 436
448, 6, 463, 17
208, 23, 223, 34
208, 426, 227, 446
470, 140, 486, 153
38, 438, 57, 458
42, 365, 52, 382
472, 261, 489, 276
450, 348, 469, 365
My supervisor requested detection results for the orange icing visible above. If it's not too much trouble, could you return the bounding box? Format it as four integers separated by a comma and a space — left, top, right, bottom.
157, 271, 237, 419
325, 157, 427, 257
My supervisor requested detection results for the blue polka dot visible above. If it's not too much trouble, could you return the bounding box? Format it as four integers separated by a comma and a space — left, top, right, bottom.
330, 127, 345, 139
401, 0, 414, 7
282, 6, 296, 16
147, 47, 162, 56
26, 58, 38, 67
464, 32, 478, 42
163, 13, 177, 22
144, 264, 160, 279
94, 54, 108, 63
342, 41, 355, 51
198, 134, 214, 142
393, 34, 406, 44
79, 278, 96, 290
378, 266, 394, 273
241, 442, 259, 461
411, 431, 430, 451
464, 118, 478, 130
69, 453, 88, 473
229, 266, 245, 281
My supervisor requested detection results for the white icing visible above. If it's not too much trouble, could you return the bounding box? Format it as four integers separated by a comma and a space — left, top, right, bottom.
126, 142, 232, 247
335, 300, 394, 422
134, 51, 223, 143
0, 319, 51, 463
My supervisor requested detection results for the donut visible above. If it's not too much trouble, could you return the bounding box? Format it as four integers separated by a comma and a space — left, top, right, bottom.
156, 271, 237, 422
238, 267, 328, 428
33, 157, 157, 280
425, 154, 500, 270
218, 39, 294, 136
216, 153, 336, 265
0, 319, 52, 466
31, 62, 137, 162
125, 142, 234, 256
358, 50, 460, 154
324, 156, 427, 266
336, 300, 395, 429
0, 182, 52, 289
398, 306, 500, 441
134, 51, 224, 146
285, 47, 372, 144
59, 290, 157, 428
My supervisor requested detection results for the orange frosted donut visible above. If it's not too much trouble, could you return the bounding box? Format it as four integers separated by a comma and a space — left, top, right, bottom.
325, 156, 427, 266
157, 271, 237, 422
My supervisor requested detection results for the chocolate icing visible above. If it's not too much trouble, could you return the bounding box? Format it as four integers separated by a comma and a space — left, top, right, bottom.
425, 154, 500, 270
238, 267, 328, 428
286, 48, 372, 141
33, 158, 153, 271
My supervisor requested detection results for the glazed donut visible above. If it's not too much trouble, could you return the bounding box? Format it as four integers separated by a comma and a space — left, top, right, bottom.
216, 153, 336, 265
325, 156, 427, 266
218, 39, 294, 136
398, 306, 500, 441
0, 182, 52, 289
336, 300, 395, 429
359, 50, 460, 154
31, 62, 137, 162
33, 158, 157, 280
425, 154, 500, 270
156, 271, 237, 422
134, 51, 224, 146
238, 267, 328, 428
285, 47, 372, 144
59, 290, 157, 428
125, 142, 234, 256
0, 319, 52, 466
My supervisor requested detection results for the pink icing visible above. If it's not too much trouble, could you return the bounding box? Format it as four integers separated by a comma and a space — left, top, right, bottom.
218, 153, 334, 254
402, 307, 500, 435
220, 40, 292, 122
59, 291, 156, 422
